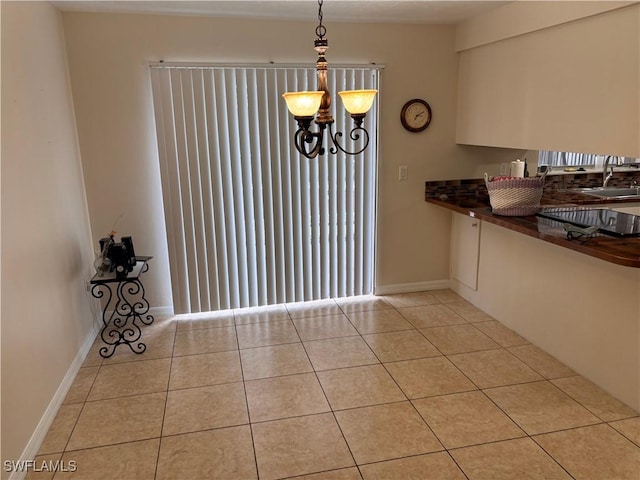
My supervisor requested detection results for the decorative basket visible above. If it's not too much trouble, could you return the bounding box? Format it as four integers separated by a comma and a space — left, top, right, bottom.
484, 172, 547, 216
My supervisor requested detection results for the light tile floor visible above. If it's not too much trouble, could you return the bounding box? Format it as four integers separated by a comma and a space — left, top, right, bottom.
33, 290, 640, 479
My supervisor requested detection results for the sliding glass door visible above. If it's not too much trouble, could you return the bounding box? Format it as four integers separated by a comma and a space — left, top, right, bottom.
150, 64, 379, 313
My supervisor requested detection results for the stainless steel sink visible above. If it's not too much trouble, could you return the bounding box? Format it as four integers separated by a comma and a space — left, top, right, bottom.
573, 187, 640, 199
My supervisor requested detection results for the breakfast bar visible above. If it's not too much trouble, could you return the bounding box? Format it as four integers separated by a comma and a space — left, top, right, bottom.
425, 175, 640, 412
426, 196, 640, 268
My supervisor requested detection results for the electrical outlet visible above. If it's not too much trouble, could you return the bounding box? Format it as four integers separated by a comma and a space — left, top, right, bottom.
499, 163, 509, 175
399, 165, 408, 181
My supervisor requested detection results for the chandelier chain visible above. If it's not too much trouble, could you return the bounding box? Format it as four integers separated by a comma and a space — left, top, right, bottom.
315, 0, 326, 39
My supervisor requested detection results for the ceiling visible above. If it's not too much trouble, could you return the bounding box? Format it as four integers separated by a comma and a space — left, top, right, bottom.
52, 1, 509, 25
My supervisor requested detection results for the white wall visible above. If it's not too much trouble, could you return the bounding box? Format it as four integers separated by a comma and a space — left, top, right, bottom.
1, 1, 96, 470
61, 11, 521, 307
455, 2, 640, 157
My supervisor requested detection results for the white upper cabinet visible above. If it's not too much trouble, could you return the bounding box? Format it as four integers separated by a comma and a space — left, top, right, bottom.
455, 2, 640, 158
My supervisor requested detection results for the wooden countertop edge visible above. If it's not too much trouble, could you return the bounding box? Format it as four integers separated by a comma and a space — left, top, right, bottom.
426, 197, 640, 269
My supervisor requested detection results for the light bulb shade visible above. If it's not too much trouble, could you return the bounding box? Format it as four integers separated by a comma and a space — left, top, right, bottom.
282, 91, 324, 117
338, 89, 377, 115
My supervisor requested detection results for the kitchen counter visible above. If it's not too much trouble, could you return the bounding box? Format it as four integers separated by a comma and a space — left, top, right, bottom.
425, 179, 640, 268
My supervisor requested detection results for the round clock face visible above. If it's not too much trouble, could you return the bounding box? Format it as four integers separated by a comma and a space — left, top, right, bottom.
401, 99, 432, 132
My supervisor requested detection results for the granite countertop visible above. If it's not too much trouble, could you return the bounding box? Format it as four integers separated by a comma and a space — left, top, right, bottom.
425, 174, 640, 268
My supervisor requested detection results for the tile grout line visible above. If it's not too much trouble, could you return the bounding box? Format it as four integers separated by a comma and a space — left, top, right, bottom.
288, 300, 362, 476
52, 348, 107, 464
292, 298, 458, 476
546, 378, 637, 424
152, 320, 178, 480
371, 302, 470, 475
527, 435, 578, 480
233, 308, 263, 480
358, 298, 601, 476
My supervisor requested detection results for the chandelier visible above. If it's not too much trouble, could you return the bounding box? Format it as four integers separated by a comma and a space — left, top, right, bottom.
282, 0, 377, 159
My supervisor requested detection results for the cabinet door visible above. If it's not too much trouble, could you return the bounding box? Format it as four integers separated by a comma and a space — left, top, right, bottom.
455, 5, 639, 157
450, 212, 481, 290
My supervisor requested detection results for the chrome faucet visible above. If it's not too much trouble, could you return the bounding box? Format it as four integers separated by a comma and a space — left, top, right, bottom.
603, 156, 614, 187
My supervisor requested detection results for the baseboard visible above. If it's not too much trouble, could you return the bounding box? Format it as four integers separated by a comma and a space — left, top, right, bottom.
374, 279, 451, 296
447, 278, 471, 300
8, 314, 101, 480
150, 305, 174, 319
7, 303, 173, 479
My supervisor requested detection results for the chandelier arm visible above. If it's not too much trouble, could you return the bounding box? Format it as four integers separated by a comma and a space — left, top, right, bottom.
294, 125, 325, 159
327, 123, 370, 156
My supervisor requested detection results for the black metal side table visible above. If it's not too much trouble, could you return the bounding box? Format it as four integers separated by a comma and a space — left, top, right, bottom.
90, 256, 154, 358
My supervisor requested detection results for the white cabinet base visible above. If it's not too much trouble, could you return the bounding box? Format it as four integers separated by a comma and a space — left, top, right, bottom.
450, 212, 481, 290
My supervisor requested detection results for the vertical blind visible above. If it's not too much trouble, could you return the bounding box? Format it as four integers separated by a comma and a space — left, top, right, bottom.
150, 64, 380, 314
538, 151, 639, 167
538, 151, 600, 167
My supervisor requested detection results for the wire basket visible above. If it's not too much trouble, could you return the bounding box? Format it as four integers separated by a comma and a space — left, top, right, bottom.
484, 172, 547, 216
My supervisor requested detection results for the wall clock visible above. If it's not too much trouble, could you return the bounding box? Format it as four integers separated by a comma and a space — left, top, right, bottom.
400, 98, 432, 132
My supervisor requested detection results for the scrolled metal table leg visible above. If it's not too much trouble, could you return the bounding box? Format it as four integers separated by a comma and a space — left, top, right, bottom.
90, 259, 154, 358
109, 279, 147, 355
91, 283, 120, 358
91, 279, 153, 358
123, 278, 154, 326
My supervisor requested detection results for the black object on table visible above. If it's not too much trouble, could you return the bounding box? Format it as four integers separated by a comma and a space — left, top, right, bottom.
90, 256, 154, 358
